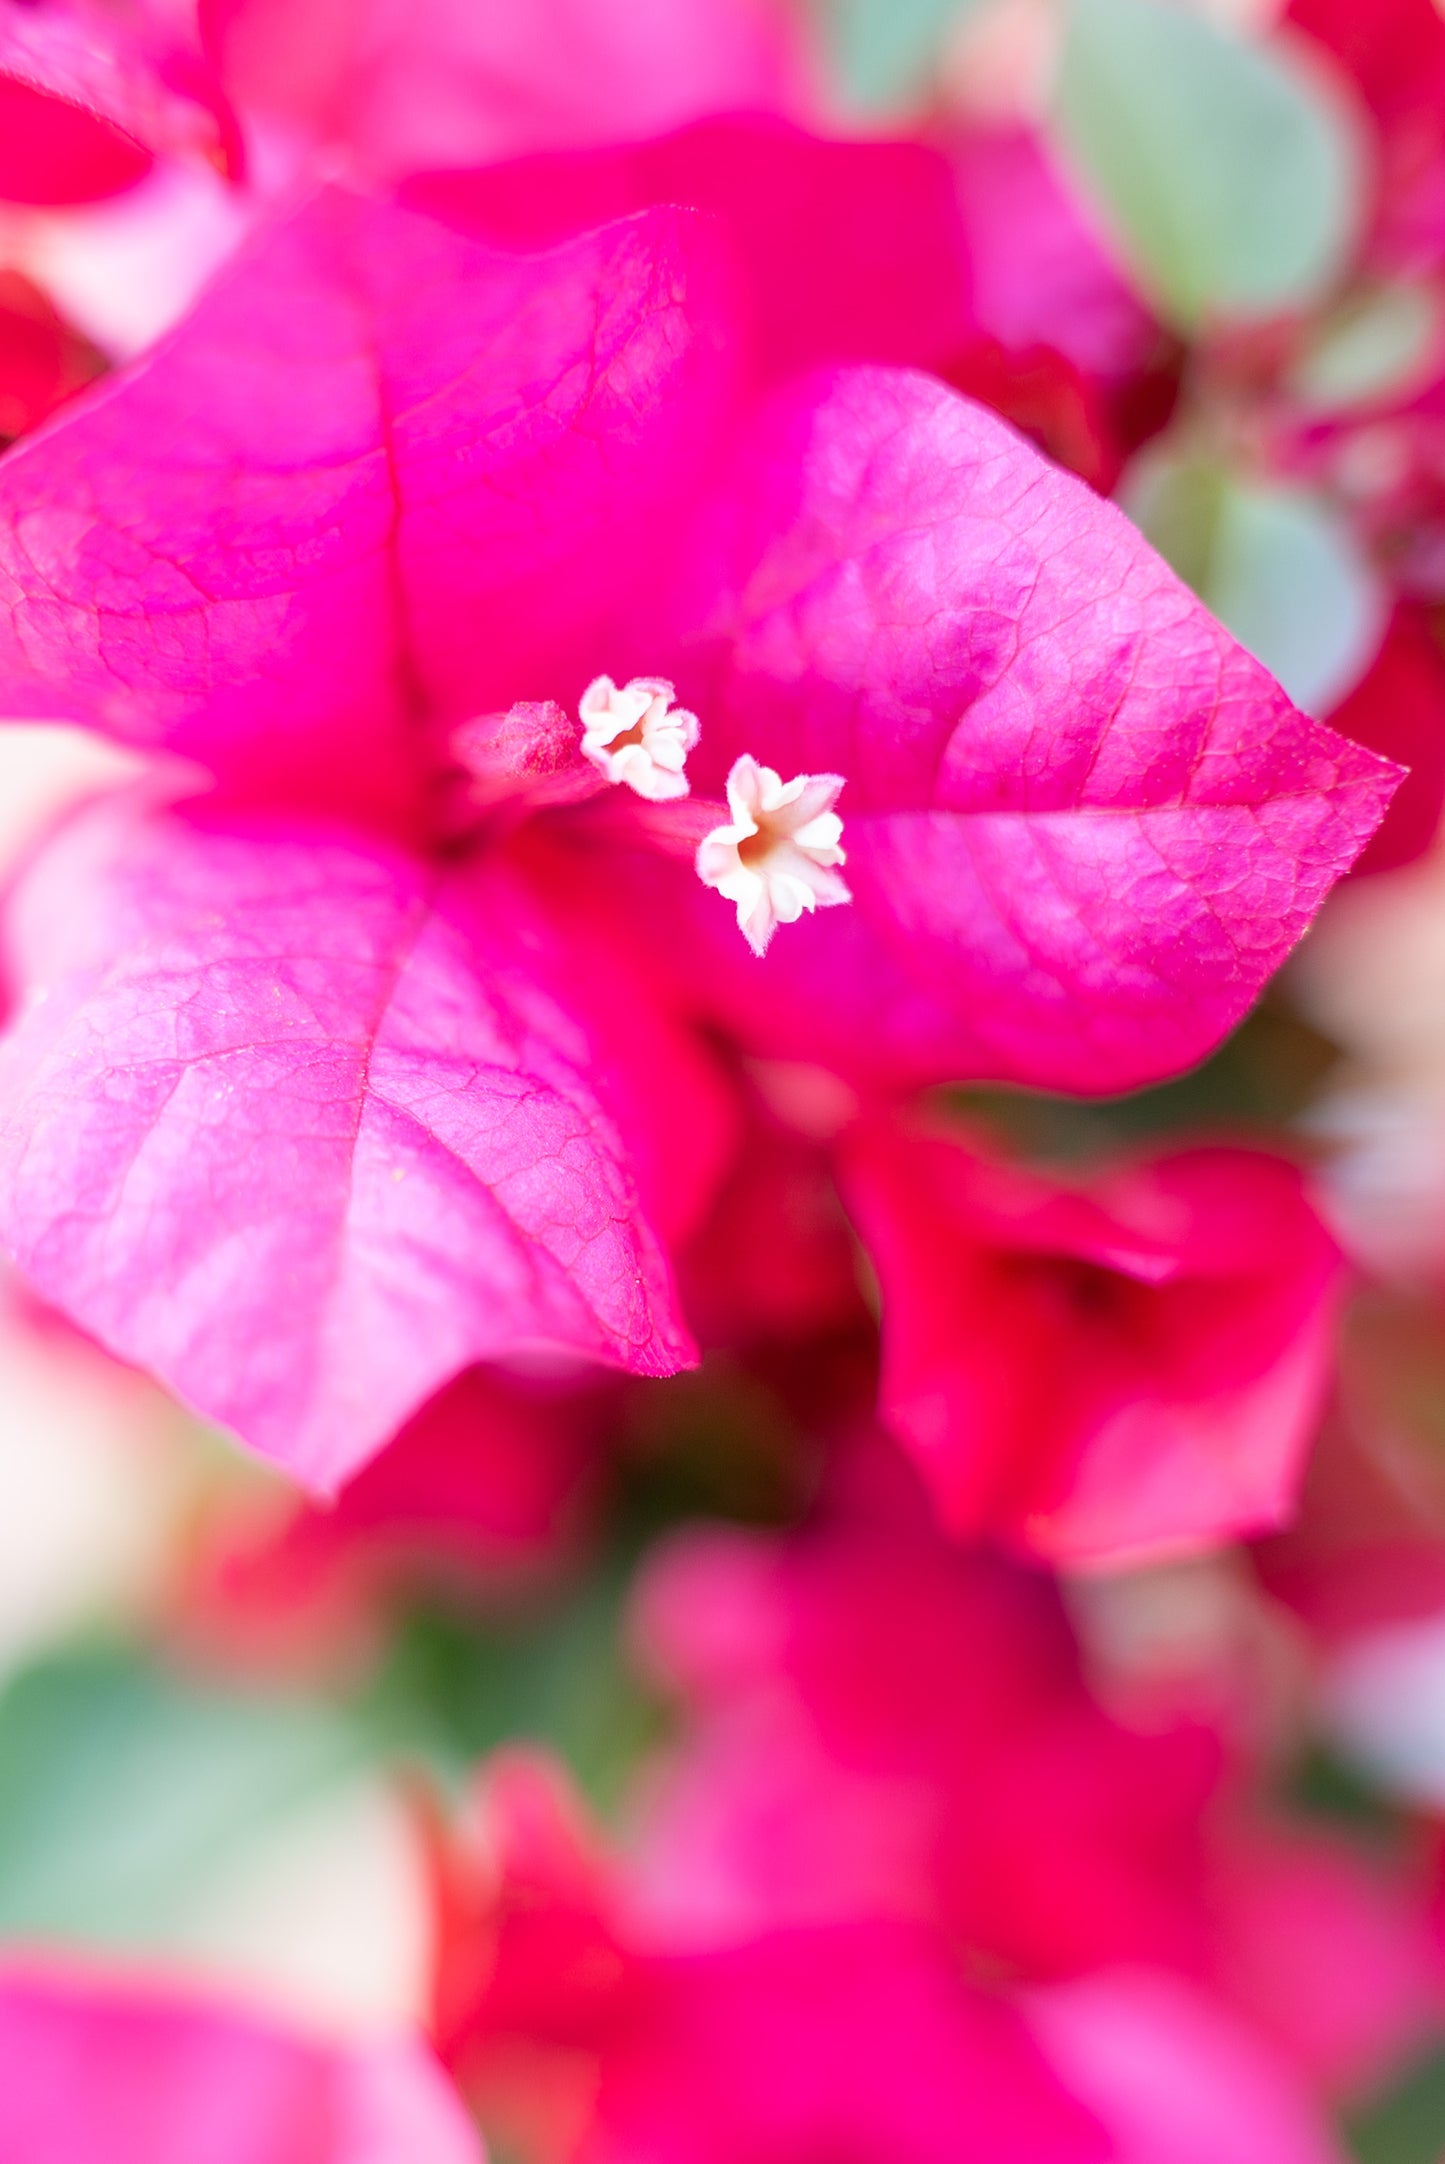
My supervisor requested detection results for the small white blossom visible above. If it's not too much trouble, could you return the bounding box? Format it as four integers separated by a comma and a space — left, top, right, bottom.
579, 675, 699, 801
696, 755, 850, 957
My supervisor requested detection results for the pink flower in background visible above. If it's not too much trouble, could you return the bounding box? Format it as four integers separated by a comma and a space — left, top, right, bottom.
839, 1120, 1345, 1565
0, 1961, 482, 2163
423, 1735, 1357, 2164
628, 1520, 1439, 2108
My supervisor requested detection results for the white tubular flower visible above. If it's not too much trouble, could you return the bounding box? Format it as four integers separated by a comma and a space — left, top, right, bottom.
696, 755, 851, 957
578, 675, 699, 801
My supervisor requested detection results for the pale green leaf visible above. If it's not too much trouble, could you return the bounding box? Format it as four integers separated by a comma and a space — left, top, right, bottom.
1290, 283, 1443, 413
1053, 0, 1361, 331
1124, 450, 1384, 712
817, 0, 985, 113
0, 1650, 363, 1947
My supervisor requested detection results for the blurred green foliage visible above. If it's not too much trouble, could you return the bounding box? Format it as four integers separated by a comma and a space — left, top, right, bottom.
814, 0, 983, 113
1126, 451, 1382, 713
0, 1649, 360, 1947
1055, 0, 1359, 331
1346, 2048, 1445, 2164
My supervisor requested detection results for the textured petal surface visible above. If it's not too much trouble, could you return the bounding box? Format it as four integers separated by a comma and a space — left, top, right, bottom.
840, 1121, 1343, 1565
658, 367, 1397, 1091
0, 797, 693, 1489
0, 1963, 482, 2164
0, 188, 735, 823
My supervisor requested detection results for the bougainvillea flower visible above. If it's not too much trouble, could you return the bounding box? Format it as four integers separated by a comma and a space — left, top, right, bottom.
629, 1524, 1221, 1982
0, 1961, 482, 2162
428, 1750, 1108, 2164
428, 1744, 1348, 2164
838, 1120, 1344, 1565
613, 365, 1396, 1091
403, 114, 974, 390
630, 1521, 1437, 2111
204, 0, 802, 182
0, 186, 1391, 1482
0, 0, 240, 206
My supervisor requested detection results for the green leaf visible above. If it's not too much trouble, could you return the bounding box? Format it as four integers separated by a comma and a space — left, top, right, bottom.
1345, 2046, 1445, 2164
366, 1565, 666, 1817
1053, 0, 1361, 331
1124, 450, 1383, 712
0, 1648, 362, 1947
815, 0, 984, 113
1289, 284, 1443, 413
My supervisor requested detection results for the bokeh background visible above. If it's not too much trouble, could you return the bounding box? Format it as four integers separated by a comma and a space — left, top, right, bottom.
5, 2, 1445, 2159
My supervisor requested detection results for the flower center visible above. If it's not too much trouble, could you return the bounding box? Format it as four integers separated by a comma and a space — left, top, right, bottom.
696, 756, 851, 957
578, 675, 699, 802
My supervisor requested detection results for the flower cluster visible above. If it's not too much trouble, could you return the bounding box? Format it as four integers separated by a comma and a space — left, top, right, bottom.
0, 2, 1444, 2160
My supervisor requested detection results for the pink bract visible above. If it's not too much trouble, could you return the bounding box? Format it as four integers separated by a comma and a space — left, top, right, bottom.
0, 1962, 482, 2164
640, 366, 1399, 1090
839, 1119, 1344, 1565
0, 191, 735, 823
0, 796, 696, 1490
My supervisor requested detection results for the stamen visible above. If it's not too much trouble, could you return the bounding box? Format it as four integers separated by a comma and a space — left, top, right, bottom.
696, 755, 851, 957
579, 675, 699, 802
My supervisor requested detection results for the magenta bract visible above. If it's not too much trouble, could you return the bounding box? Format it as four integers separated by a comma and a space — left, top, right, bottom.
0, 1963, 481, 2164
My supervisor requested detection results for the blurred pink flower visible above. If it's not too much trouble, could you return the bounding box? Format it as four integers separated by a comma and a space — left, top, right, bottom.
629, 1520, 1440, 2104
0, 1960, 482, 2162
425, 1734, 1361, 2164
839, 1120, 1345, 1565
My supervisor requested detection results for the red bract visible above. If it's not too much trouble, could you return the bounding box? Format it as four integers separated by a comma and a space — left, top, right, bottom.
0, 1961, 482, 2162
428, 1736, 1351, 2164
1328, 607, 1445, 873
0, 186, 1391, 1481
0, 270, 103, 443
839, 1121, 1343, 1566
1289, 0, 1445, 267
430, 1752, 1109, 2164
0, 0, 239, 206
